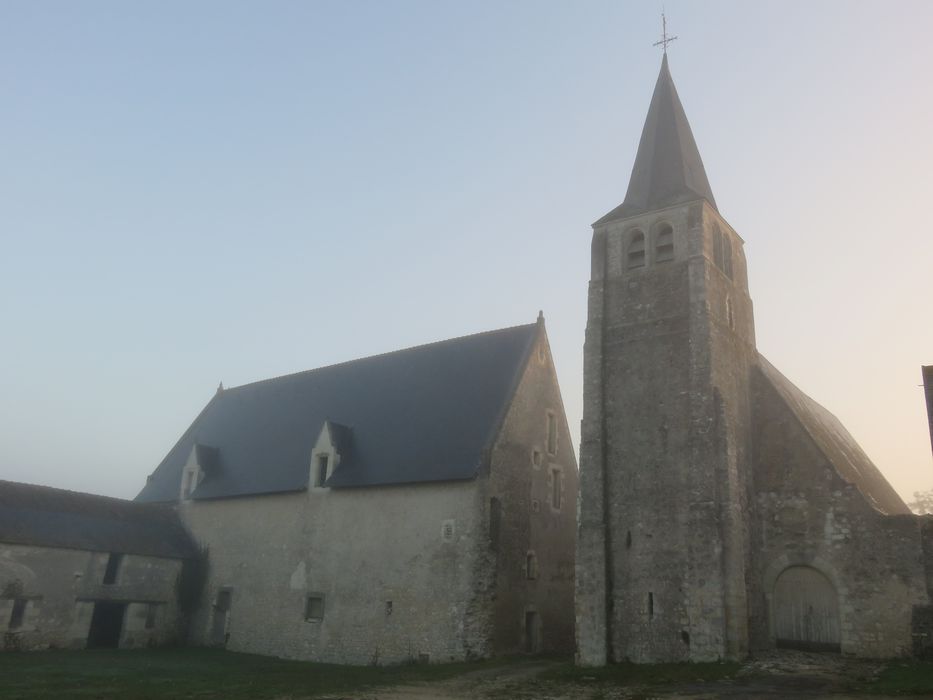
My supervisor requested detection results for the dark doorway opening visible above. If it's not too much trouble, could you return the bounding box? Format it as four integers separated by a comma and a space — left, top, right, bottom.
211, 590, 232, 647
524, 611, 540, 653
87, 601, 126, 648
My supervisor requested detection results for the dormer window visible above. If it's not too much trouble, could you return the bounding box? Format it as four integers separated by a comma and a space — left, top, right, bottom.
183, 471, 196, 499
627, 230, 646, 269
309, 420, 352, 491
180, 443, 220, 501
655, 224, 674, 262
315, 455, 329, 488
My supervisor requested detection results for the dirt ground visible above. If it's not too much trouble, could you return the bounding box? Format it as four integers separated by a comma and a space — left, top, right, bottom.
350, 651, 931, 700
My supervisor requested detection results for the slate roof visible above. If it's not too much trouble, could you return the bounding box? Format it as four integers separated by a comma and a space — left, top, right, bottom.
0, 480, 198, 559
757, 357, 910, 516
136, 322, 540, 502
596, 54, 717, 225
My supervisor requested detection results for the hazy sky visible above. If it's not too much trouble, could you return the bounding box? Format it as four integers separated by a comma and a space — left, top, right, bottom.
2, 1, 931, 504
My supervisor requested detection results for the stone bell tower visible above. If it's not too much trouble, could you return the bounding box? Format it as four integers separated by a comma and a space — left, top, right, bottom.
576, 53, 757, 664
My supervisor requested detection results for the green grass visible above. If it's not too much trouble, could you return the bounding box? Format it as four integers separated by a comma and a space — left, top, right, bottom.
0, 647, 506, 699
861, 660, 933, 695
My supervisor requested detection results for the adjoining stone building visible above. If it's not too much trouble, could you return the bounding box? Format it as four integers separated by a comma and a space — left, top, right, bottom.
0, 480, 197, 650
576, 54, 933, 665
136, 316, 578, 664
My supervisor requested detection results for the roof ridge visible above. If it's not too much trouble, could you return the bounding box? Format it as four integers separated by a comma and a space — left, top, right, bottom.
224, 321, 539, 394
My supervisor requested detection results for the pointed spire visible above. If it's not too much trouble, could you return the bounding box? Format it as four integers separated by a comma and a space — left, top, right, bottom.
596, 54, 717, 224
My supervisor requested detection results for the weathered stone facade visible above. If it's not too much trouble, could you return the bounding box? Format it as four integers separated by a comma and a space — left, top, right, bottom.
155, 318, 577, 664
0, 545, 185, 651
576, 55, 932, 665
0, 481, 196, 651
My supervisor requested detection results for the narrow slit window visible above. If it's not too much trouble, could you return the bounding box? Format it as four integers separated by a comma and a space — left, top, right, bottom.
655, 224, 674, 262
627, 231, 646, 269
648, 592, 654, 618
546, 413, 557, 455
713, 227, 724, 269
551, 468, 562, 509
8, 599, 26, 630
723, 236, 733, 280
526, 552, 538, 580
103, 553, 123, 585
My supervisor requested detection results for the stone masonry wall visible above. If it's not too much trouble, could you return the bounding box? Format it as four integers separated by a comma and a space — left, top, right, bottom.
749, 368, 930, 657
0, 543, 184, 650
181, 480, 488, 665
485, 321, 578, 655
578, 200, 752, 664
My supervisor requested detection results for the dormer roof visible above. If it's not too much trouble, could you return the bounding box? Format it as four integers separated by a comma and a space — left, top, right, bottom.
596, 54, 717, 225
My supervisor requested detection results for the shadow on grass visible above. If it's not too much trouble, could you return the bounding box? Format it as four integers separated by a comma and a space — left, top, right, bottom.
860, 660, 933, 696
539, 660, 742, 685
483, 660, 743, 699
0, 647, 523, 700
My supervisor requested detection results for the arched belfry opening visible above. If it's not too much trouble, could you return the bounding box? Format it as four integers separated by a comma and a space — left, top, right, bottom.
772, 566, 841, 652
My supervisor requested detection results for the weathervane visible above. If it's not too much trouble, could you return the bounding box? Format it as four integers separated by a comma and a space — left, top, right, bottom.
653, 10, 678, 53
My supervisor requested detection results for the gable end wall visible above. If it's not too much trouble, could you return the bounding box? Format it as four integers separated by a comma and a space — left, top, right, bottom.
749, 365, 930, 657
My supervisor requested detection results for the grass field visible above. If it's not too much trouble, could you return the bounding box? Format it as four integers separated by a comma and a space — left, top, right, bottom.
0, 647, 493, 699
1, 648, 931, 699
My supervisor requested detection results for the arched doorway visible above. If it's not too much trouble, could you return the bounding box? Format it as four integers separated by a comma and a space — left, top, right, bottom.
772, 565, 840, 652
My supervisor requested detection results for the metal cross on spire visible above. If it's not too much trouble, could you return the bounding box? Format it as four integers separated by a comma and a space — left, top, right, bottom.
653, 11, 678, 53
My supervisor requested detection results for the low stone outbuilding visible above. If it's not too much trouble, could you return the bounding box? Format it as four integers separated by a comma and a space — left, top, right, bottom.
0, 480, 198, 650
137, 316, 578, 664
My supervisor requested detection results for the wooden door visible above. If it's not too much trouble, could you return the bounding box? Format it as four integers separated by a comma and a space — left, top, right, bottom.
773, 566, 840, 652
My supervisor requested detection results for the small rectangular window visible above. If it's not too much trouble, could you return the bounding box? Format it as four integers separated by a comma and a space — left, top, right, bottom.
551, 469, 562, 509
305, 595, 324, 622
103, 553, 123, 585
145, 603, 157, 630
315, 455, 329, 487
546, 413, 557, 455
8, 599, 26, 630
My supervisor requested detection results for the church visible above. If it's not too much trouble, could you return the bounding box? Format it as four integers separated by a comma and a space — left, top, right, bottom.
3, 40, 932, 668
574, 52, 933, 664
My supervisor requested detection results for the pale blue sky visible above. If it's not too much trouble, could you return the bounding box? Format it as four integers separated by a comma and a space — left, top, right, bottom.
2, 1, 931, 502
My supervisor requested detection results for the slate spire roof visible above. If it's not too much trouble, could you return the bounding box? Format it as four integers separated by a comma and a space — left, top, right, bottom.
597, 53, 717, 224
